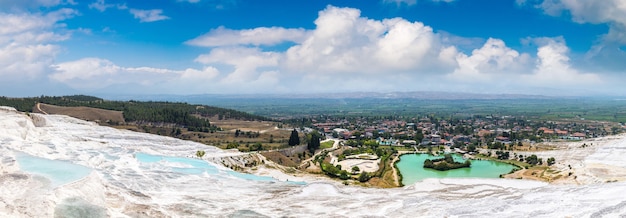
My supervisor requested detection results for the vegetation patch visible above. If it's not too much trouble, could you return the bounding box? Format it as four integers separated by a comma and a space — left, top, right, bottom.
320, 141, 334, 149
423, 154, 471, 171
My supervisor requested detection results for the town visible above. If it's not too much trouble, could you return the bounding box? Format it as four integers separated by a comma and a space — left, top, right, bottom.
310, 114, 622, 150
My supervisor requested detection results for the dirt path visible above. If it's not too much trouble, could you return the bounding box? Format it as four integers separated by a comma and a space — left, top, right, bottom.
298, 139, 340, 169
36, 103, 48, 115
391, 155, 400, 186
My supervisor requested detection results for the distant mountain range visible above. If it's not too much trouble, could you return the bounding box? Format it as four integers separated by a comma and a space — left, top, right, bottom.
100, 91, 561, 101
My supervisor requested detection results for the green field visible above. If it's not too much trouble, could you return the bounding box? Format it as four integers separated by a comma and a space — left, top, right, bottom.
320, 141, 334, 149
194, 98, 626, 123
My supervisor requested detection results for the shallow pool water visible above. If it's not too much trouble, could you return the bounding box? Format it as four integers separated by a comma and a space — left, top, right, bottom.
15, 153, 92, 188
134, 153, 297, 183
397, 153, 517, 185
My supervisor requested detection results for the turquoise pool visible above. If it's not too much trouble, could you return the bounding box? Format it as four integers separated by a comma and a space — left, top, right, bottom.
135, 153, 300, 184
396, 153, 517, 185
15, 152, 92, 188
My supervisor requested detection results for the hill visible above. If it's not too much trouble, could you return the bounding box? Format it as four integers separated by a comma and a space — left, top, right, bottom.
0, 95, 298, 152
0, 95, 270, 131
33, 103, 125, 124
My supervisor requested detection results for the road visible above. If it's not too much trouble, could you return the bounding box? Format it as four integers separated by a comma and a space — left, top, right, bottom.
298, 139, 341, 169
36, 103, 48, 115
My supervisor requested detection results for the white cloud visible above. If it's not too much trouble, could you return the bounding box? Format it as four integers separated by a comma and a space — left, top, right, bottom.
51, 58, 219, 90
129, 9, 170, 23
523, 37, 601, 86
0, 43, 59, 80
33, 4, 611, 95
383, 0, 455, 6
283, 6, 453, 75
531, 0, 626, 79
186, 26, 309, 47
178, 0, 201, 3
446, 37, 601, 88
0, 9, 75, 81
450, 38, 531, 81
534, 0, 626, 44
0, 0, 66, 10
1, 4, 613, 96
195, 47, 280, 84
537, 0, 626, 25
88, 0, 112, 12
384, 0, 417, 6
88, 0, 127, 12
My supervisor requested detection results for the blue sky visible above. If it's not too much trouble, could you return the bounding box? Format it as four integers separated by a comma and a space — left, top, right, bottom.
1, 0, 625, 97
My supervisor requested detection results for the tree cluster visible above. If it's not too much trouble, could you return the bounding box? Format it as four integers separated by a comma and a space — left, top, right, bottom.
495, 151, 510, 160
525, 154, 542, 165
307, 131, 321, 153
423, 154, 471, 171
321, 163, 350, 180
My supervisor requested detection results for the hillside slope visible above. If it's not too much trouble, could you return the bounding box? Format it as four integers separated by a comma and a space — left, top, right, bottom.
33, 103, 124, 124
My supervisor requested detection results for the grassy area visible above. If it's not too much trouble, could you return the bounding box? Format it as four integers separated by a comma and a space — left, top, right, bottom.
378, 145, 415, 151
476, 154, 530, 169
320, 141, 334, 149
394, 155, 404, 187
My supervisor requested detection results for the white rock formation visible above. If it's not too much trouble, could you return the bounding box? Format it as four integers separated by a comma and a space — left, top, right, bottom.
1, 107, 626, 217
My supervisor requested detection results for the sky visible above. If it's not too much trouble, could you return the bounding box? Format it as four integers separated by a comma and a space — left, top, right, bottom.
0, 0, 625, 97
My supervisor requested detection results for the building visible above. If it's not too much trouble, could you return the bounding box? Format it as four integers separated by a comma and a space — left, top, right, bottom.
495, 136, 511, 144
402, 140, 417, 146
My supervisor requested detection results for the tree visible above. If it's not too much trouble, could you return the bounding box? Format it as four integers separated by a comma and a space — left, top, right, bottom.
339, 170, 350, 180
467, 144, 477, 152
288, 129, 300, 146
526, 154, 539, 165
351, 166, 360, 174
250, 142, 263, 151
358, 172, 370, 182
307, 131, 321, 152
547, 157, 556, 166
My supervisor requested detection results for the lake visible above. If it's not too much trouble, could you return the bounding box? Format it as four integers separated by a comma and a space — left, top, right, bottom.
396, 153, 517, 185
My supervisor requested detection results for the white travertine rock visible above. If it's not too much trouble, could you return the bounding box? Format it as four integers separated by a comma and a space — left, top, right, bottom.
1, 108, 626, 217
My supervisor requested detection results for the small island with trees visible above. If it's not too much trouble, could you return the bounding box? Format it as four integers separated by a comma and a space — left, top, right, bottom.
423, 154, 471, 171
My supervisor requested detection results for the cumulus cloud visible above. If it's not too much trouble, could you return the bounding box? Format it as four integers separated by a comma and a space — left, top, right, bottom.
537, 0, 626, 25
283, 6, 454, 75
446, 36, 601, 89
533, 0, 626, 45
186, 26, 309, 47
195, 47, 280, 85
2, 3, 614, 95
129, 9, 170, 23
450, 38, 531, 81
529, 0, 626, 78
523, 37, 601, 85
181, 5, 604, 94
0, 9, 76, 81
51, 58, 219, 90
